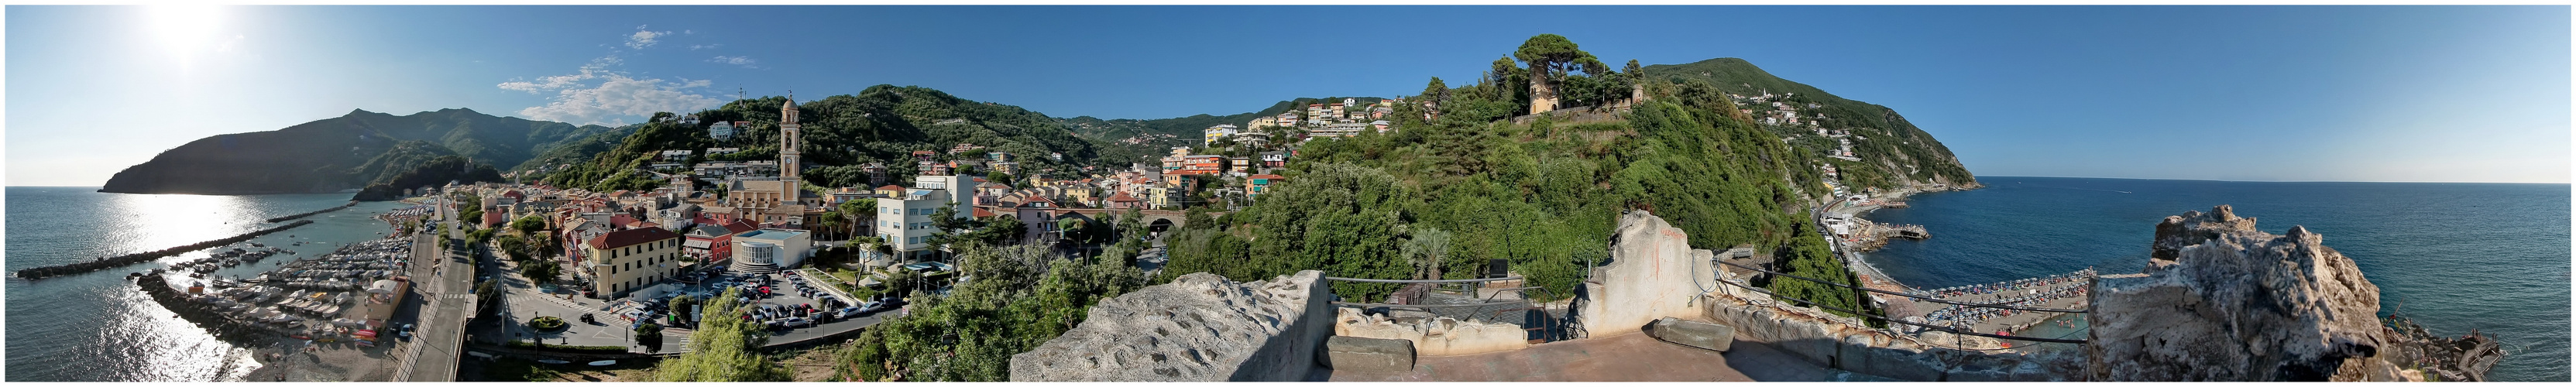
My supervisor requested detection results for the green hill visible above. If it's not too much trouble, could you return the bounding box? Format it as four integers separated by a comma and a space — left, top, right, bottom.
100, 108, 613, 194
541, 85, 1122, 192
1643, 57, 1978, 191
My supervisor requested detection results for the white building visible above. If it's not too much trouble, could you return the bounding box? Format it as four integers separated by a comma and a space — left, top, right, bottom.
876, 174, 981, 261
709, 122, 737, 141
728, 229, 812, 272
1204, 124, 1238, 146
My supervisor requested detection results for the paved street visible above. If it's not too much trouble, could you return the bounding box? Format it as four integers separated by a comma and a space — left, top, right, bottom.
397, 196, 472, 382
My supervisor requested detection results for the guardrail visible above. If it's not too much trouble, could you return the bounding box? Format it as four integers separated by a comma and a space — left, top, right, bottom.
1323, 276, 1574, 342
1709, 259, 2087, 344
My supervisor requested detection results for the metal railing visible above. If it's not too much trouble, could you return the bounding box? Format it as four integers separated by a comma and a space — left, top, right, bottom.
1709, 259, 2089, 344
1323, 276, 1574, 342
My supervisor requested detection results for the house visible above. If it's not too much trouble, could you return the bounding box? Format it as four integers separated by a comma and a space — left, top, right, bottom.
874, 184, 906, 198
911, 150, 939, 161
582, 227, 685, 298
1012, 197, 1063, 245
1204, 124, 1238, 145
657, 204, 699, 231
683, 218, 761, 264
1259, 151, 1288, 169
1105, 191, 1147, 210
1248, 174, 1284, 198
825, 187, 871, 206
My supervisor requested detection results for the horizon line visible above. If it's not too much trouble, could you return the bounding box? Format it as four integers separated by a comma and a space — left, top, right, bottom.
1981, 175, 2572, 185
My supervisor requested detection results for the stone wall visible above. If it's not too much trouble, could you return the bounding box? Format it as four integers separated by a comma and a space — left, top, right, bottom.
1333, 307, 1529, 356
2087, 205, 2421, 381
1574, 211, 1719, 337
1009, 270, 1333, 382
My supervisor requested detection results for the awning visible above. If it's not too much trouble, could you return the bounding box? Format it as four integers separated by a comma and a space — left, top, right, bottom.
683, 240, 712, 249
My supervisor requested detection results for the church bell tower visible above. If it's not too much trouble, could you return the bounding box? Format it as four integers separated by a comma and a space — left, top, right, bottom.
779, 95, 802, 205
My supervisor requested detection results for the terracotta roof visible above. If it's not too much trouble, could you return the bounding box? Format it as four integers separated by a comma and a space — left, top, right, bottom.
876, 184, 904, 190
721, 219, 761, 234
974, 207, 997, 217
1249, 174, 1285, 180
586, 227, 682, 250
1108, 192, 1142, 202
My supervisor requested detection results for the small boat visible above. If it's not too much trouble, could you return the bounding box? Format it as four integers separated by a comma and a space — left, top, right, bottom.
587, 360, 616, 366
538, 359, 570, 365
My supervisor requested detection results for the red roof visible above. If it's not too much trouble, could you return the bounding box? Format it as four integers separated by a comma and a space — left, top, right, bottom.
721, 219, 761, 234
1108, 192, 1142, 202
609, 214, 637, 228
973, 207, 997, 217
586, 227, 682, 250
1249, 174, 1285, 180
876, 184, 905, 191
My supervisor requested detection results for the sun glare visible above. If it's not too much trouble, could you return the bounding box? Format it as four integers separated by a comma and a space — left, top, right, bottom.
143, 5, 226, 59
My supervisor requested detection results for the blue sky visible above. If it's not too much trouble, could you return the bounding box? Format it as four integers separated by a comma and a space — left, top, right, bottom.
7, 5, 2567, 186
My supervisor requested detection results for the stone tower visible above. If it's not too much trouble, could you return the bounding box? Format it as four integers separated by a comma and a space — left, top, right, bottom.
779, 96, 802, 203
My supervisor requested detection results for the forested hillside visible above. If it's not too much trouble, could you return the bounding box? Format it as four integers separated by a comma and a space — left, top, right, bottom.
541, 85, 1122, 192
1158, 34, 1877, 319
1644, 57, 1977, 191
101, 108, 612, 194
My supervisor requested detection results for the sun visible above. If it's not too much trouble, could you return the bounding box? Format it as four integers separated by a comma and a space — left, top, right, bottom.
143, 5, 227, 58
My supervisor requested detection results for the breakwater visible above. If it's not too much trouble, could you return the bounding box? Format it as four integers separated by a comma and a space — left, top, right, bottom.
15, 220, 315, 279
267, 201, 359, 223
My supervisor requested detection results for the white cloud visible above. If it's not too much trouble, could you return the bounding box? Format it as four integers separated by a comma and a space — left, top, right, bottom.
627, 25, 669, 50
689, 43, 720, 50
500, 26, 724, 125
708, 56, 762, 69
517, 74, 723, 126
496, 56, 620, 93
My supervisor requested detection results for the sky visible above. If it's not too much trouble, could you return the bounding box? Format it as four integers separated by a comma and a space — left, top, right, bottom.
5, 5, 2568, 186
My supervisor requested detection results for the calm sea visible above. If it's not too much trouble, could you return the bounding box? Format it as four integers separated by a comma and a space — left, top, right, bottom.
4, 187, 415, 382
1860, 176, 2571, 382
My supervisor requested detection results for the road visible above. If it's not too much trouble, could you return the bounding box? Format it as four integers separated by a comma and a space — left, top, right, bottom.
397, 193, 475, 382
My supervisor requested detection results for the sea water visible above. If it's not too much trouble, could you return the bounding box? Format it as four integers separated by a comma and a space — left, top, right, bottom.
4, 187, 415, 382
1859, 176, 2570, 382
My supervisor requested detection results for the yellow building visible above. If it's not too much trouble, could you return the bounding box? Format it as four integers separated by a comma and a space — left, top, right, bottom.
583, 227, 685, 298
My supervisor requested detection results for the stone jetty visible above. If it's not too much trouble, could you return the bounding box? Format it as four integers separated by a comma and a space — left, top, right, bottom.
267, 200, 360, 223
16, 220, 314, 279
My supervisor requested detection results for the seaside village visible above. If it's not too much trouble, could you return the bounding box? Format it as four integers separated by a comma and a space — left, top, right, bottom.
108, 93, 2085, 382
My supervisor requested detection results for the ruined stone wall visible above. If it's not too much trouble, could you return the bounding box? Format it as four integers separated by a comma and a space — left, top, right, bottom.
1333, 307, 1529, 356
1009, 270, 1334, 382
1575, 211, 1719, 337
2087, 205, 2422, 382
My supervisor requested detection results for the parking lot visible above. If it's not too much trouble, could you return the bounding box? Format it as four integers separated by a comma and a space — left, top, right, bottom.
483, 259, 908, 354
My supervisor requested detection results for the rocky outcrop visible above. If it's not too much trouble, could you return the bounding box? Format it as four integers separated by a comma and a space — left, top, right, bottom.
1010, 270, 1333, 382
1574, 211, 1719, 337
1334, 307, 1528, 356
2087, 205, 2450, 381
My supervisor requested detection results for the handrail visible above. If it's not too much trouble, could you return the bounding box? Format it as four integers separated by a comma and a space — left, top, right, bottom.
1714, 259, 2087, 313
1324, 276, 1523, 283
1712, 277, 2087, 344
1333, 300, 1531, 308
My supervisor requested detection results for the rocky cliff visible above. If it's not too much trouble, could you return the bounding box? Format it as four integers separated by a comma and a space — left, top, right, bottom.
2087, 205, 2499, 381
1009, 270, 1334, 382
